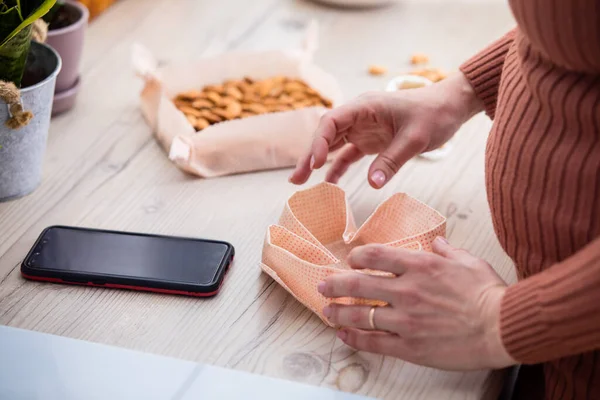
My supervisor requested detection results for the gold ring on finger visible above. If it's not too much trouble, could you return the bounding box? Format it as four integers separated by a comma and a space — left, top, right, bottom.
369, 306, 377, 330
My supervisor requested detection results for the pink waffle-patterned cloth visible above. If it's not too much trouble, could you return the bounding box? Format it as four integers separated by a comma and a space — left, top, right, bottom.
261, 182, 447, 326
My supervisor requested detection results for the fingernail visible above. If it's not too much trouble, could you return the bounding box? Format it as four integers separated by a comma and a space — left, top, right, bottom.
435, 236, 449, 245
371, 170, 386, 188
337, 329, 348, 341
310, 156, 316, 170
323, 306, 332, 318
317, 281, 326, 294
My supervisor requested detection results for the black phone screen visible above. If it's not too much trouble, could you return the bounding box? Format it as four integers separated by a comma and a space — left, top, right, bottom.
26, 227, 232, 285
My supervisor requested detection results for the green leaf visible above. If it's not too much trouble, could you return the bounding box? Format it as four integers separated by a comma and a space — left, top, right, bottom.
0, 23, 32, 86
0, 0, 56, 47
0, 0, 56, 86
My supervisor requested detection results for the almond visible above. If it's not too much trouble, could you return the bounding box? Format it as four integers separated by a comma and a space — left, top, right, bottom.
176, 90, 203, 100
290, 78, 308, 86
194, 118, 210, 131
237, 81, 252, 94
186, 115, 197, 126
368, 65, 387, 76
211, 108, 231, 119
240, 111, 256, 118
262, 98, 280, 106
225, 86, 244, 100
241, 94, 262, 104
225, 101, 242, 118
242, 103, 268, 114
279, 94, 295, 105
410, 53, 429, 65
173, 99, 192, 108
192, 99, 213, 109
284, 81, 306, 93
409, 68, 446, 82
200, 110, 223, 123
320, 97, 333, 108
224, 79, 244, 87
203, 84, 225, 94
291, 99, 313, 109
268, 86, 284, 97
205, 91, 223, 106
220, 96, 239, 106
289, 91, 307, 101
257, 80, 274, 98
179, 106, 204, 118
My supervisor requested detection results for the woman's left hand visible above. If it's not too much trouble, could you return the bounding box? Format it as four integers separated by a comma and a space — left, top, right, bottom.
319, 237, 516, 370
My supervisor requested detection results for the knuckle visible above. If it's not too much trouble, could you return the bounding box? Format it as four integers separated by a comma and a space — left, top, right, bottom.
349, 308, 363, 325
391, 290, 404, 305
399, 315, 420, 337
419, 254, 440, 273
405, 131, 429, 151
347, 275, 362, 296
364, 245, 385, 262
396, 287, 421, 307
319, 112, 334, 125
379, 154, 401, 174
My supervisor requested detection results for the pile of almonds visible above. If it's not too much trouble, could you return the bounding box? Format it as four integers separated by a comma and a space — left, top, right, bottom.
368, 53, 448, 83
173, 76, 333, 132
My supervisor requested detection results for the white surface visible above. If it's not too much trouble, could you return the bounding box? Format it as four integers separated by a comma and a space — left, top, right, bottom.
0, 326, 373, 400
311, 0, 397, 7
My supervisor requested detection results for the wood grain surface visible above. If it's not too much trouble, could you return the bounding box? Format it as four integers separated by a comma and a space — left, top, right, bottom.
0, 0, 516, 398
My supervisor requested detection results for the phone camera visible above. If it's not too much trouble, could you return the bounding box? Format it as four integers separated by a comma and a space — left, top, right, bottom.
42, 239, 49, 244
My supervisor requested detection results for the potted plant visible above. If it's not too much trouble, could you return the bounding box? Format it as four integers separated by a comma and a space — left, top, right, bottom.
0, 0, 61, 201
44, 0, 88, 114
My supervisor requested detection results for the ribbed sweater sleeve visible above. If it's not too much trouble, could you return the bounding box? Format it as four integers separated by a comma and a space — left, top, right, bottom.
459, 29, 517, 119
500, 237, 600, 364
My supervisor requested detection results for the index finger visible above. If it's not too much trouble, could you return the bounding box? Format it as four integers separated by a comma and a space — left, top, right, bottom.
319, 271, 396, 303
290, 102, 365, 185
311, 102, 364, 170
347, 244, 437, 275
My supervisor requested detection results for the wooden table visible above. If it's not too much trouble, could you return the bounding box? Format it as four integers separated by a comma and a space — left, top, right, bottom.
0, 0, 516, 398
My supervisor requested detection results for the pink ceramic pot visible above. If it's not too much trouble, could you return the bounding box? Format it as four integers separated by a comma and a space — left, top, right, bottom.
46, 1, 89, 114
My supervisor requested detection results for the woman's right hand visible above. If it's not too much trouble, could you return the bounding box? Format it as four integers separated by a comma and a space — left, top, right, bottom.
288, 73, 483, 189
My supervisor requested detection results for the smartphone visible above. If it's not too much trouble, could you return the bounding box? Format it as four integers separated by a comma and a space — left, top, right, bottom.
21, 226, 235, 297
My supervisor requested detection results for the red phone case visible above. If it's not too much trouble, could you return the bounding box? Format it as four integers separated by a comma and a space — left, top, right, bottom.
21, 265, 231, 297
21, 226, 234, 298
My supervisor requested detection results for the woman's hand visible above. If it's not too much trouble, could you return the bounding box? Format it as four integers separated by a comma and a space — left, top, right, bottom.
289, 73, 482, 189
318, 237, 516, 370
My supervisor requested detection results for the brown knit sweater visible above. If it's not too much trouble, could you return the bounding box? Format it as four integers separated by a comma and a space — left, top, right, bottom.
460, 1, 600, 399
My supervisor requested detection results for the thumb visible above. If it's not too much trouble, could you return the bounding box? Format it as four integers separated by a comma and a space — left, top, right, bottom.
367, 130, 428, 189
